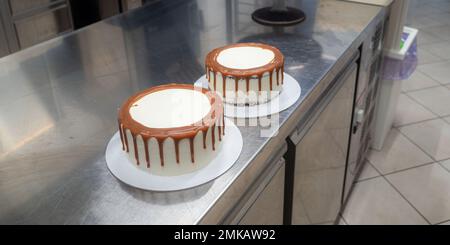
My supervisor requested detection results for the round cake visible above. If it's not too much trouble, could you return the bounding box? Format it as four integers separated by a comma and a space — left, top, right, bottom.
117, 84, 225, 176
205, 42, 284, 105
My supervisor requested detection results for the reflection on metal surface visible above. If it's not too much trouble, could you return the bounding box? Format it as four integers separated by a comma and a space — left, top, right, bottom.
8, 0, 64, 16
251, 0, 306, 27
291, 62, 357, 225
222, 144, 286, 225
343, 22, 385, 203
239, 163, 285, 225
321, 54, 338, 61
0, 123, 54, 158
14, 6, 72, 49
0, 0, 384, 224
0, 49, 62, 158
0, 0, 73, 52
287, 64, 304, 71
0, 14, 11, 57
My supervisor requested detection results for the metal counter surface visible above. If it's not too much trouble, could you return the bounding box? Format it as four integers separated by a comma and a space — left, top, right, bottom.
0, 0, 383, 224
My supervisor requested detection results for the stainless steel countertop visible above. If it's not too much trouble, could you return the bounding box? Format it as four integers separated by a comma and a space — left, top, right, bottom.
0, 0, 384, 224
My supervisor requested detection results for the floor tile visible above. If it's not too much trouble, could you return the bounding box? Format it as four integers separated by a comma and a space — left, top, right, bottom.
348, 0, 450, 227
439, 221, 450, 225
400, 119, 450, 161
402, 71, 441, 92
424, 25, 450, 41
318, 222, 334, 225
338, 217, 347, 225
421, 41, 450, 60
441, 159, 450, 172
407, 86, 450, 117
408, 4, 447, 19
368, 129, 433, 174
444, 116, 450, 124
342, 177, 428, 225
417, 48, 444, 65
407, 16, 442, 29
417, 30, 444, 46
394, 94, 437, 126
418, 61, 450, 85
431, 12, 450, 26
357, 161, 380, 181
386, 163, 450, 224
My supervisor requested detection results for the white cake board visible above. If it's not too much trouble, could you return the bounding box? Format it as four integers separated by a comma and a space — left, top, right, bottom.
194, 73, 301, 118
105, 118, 242, 192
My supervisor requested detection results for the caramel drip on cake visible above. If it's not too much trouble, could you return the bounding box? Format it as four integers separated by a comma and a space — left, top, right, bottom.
143, 137, 150, 168
123, 128, 129, 153
234, 77, 239, 92
213, 72, 217, 91
205, 42, 284, 97
202, 129, 207, 149
189, 138, 195, 163
118, 120, 125, 150
157, 139, 165, 166
245, 77, 250, 92
132, 134, 139, 165
118, 84, 224, 168
222, 115, 225, 135
174, 139, 180, 164
222, 74, 227, 98
269, 70, 273, 90
211, 124, 216, 151
276, 68, 280, 86
258, 74, 262, 92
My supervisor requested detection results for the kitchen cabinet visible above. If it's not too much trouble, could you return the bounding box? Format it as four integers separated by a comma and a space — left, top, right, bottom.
288, 55, 358, 225
224, 145, 286, 225
239, 163, 285, 225
0, 0, 386, 224
14, 6, 72, 49
0, 0, 73, 51
343, 20, 385, 204
8, 0, 64, 15
0, 18, 9, 57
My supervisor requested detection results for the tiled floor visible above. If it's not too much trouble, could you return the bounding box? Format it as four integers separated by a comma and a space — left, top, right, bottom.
401, 70, 440, 92
341, 0, 450, 225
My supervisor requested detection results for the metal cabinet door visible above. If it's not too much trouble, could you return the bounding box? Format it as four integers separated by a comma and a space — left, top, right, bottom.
8, 0, 64, 15
239, 162, 285, 225
217, 144, 286, 225
0, 0, 72, 51
0, 18, 10, 57
14, 5, 72, 49
291, 62, 358, 225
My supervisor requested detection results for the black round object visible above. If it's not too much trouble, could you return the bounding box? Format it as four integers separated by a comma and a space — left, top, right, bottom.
252, 7, 306, 26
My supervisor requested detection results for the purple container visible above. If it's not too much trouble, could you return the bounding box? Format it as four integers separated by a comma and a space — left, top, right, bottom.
382, 32, 418, 81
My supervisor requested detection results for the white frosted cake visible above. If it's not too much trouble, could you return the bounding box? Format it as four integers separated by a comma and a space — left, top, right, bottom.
118, 84, 225, 176
205, 43, 284, 105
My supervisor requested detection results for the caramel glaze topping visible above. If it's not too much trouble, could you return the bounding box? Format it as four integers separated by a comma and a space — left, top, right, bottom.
205, 42, 284, 97
118, 84, 225, 168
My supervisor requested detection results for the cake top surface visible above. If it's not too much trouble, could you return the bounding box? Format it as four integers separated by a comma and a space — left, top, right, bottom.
129, 88, 211, 128
119, 84, 222, 138
205, 43, 284, 77
217, 46, 275, 70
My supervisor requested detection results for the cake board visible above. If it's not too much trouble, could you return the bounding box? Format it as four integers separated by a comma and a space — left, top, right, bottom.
194, 73, 301, 118
105, 118, 243, 192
